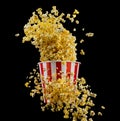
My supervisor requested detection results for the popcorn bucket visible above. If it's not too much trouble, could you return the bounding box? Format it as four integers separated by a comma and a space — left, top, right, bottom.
38, 61, 81, 103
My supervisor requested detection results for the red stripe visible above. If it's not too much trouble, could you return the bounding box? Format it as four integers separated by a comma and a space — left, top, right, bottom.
39, 62, 47, 103
74, 62, 78, 84
56, 62, 62, 79
66, 62, 71, 79
40, 63, 46, 90
77, 63, 80, 77
42, 83, 45, 88
46, 62, 52, 81
40, 63, 44, 80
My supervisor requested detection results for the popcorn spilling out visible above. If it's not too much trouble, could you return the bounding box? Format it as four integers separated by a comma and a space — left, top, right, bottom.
15, 5, 105, 121
25, 66, 105, 121
38, 61, 80, 103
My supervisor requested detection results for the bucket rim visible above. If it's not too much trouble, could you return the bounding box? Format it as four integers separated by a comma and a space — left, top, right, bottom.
38, 61, 81, 64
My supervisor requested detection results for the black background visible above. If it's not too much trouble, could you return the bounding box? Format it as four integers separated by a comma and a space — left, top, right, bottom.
4, 0, 115, 120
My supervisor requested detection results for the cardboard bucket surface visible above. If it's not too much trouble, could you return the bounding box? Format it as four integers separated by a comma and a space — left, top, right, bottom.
38, 61, 81, 103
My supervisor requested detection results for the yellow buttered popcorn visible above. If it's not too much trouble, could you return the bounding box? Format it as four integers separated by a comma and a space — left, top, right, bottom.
85, 32, 94, 37
17, 5, 106, 121
80, 49, 85, 55
25, 66, 99, 121
22, 6, 80, 62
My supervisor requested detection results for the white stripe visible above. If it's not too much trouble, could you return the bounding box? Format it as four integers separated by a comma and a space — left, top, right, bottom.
43, 62, 48, 83
76, 63, 79, 79
39, 63, 46, 100
51, 61, 56, 81
61, 62, 66, 79
70, 62, 75, 82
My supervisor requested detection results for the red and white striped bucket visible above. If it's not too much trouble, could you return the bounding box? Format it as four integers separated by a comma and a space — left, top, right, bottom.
38, 61, 81, 103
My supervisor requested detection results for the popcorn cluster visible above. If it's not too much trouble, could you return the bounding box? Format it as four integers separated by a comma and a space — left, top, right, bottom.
16, 5, 105, 121
25, 67, 105, 121
22, 6, 80, 61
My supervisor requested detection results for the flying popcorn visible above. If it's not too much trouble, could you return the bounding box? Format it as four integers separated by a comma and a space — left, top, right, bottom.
80, 49, 85, 55
85, 32, 94, 37
17, 5, 105, 121
80, 39, 84, 43
22, 6, 80, 62
15, 33, 20, 37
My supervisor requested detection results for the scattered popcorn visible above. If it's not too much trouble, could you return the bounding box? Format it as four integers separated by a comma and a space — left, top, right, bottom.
80, 39, 84, 43
85, 32, 94, 37
101, 105, 105, 109
66, 13, 71, 19
75, 20, 79, 24
90, 110, 95, 116
73, 9, 79, 14
24, 65, 103, 121
88, 118, 93, 121
15, 33, 20, 37
98, 111, 103, 116
82, 28, 85, 31
80, 49, 85, 55
73, 28, 76, 31
17, 5, 105, 121
25, 82, 30, 88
